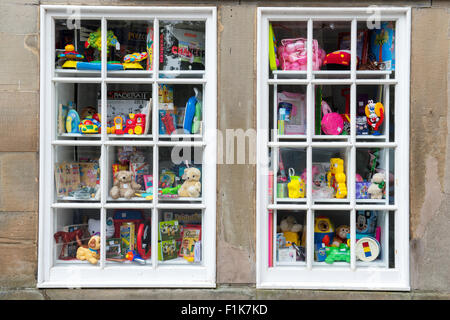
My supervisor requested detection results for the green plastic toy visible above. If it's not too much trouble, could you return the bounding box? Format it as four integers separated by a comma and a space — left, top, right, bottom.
85, 29, 119, 55
324, 243, 351, 264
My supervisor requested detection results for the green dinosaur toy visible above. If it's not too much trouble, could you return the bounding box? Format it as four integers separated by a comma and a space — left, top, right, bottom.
324, 243, 351, 264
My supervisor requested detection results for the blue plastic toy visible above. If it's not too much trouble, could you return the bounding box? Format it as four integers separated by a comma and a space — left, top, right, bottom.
66, 108, 81, 134
183, 88, 199, 134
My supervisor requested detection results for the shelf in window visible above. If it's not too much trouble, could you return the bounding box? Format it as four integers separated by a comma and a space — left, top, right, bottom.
158, 257, 202, 265
355, 199, 387, 204
56, 196, 100, 202
54, 68, 154, 78
312, 198, 350, 203
108, 134, 153, 139
158, 70, 205, 79
275, 261, 307, 267
58, 133, 101, 139
107, 196, 153, 202
312, 135, 350, 140
158, 197, 203, 202
277, 134, 307, 140
356, 135, 387, 140
276, 198, 307, 203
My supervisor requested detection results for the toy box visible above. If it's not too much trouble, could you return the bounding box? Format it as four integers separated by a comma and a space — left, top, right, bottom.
158, 220, 181, 241
356, 182, 371, 199
278, 247, 297, 262
158, 239, 179, 261
105, 238, 122, 258
178, 224, 201, 260
130, 162, 151, 191
369, 22, 395, 71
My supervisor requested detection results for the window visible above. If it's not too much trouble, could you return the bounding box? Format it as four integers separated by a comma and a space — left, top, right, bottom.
256, 7, 410, 290
38, 6, 217, 288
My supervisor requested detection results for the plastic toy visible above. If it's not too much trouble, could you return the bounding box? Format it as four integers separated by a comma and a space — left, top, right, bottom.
161, 111, 176, 135
268, 23, 279, 71
85, 29, 119, 55
321, 100, 344, 135
161, 185, 181, 195
356, 181, 371, 199
77, 61, 124, 71
325, 243, 350, 264
327, 158, 348, 199
124, 113, 146, 135
365, 100, 385, 135
354, 237, 380, 262
368, 172, 386, 199
369, 22, 395, 71
66, 109, 81, 134
191, 97, 202, 134
76, 235, 101, 264
136, 221, 151, 259
123, 52, 148, 70
183, 88, 200, 134
277, 38, 326, 71
54, 229, 85, 260
322, 50, 357, 70
88, 217, 115, 238
58, 44, 84, 69
314, 216, 334, 248
287, 168, 304, 199
79, 119, 99, 134
113, 116, 124, 135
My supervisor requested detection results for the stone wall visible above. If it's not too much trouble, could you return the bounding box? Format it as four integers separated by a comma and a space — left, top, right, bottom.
0, 0, 449, 299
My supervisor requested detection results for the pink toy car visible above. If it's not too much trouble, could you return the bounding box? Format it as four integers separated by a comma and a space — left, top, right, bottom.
277, 38, 326, 71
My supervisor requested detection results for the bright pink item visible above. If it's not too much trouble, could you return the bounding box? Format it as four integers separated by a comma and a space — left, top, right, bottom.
321, 100, 344, 135
278, 38, 326, 71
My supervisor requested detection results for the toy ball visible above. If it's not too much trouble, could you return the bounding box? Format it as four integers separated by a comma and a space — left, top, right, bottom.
321, 101, 344, 135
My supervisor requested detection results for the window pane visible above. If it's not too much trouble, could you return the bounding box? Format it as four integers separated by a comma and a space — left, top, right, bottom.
274, 210, 307, 266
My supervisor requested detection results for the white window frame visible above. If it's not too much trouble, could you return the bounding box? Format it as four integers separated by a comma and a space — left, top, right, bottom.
256, 7, 411, 290
38, 5, 217, 288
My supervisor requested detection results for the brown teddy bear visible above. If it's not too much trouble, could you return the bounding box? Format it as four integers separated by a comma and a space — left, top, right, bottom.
110, 170, 141, 199
177, 167, 202, 198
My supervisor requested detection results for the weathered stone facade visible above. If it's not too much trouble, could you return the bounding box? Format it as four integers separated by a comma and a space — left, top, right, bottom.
0, 0, 449, 299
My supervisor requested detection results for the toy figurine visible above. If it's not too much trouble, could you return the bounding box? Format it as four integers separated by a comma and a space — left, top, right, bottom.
368, 172, 386, 199
85, 29, 119, 55
76, 235, 101, 264
327, 158, 348, 199
123, 52, 149, 70
314, 216, 334, 248
365, 100, 385, 135
325, 243, 351, 264
332, 225, 350, 247
58, 44, 84, 69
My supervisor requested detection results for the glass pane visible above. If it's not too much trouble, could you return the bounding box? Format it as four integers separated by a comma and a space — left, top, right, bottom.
269, 85, 307, 140
274, 148, 307, 203
356, 85, 395, 141
56, 82, 102, 140
313, 210, 351, 267
54, 146, 101, 202
53, 208, 99, 266
314, 20, 351, 79
104, 84, 152, 139
106, 20, 154, 77
274, 210, 307, 266
55, 19, 102, 77
159, 20, 205, 74
356, 148, 394, 205
312, 147, 350, 203
158, 84, 203, 138
105, 209, 152, 265
158, 146, 203, 203
357, 21, 396, 78
313, 84, 351, 139
107, 146, 153, 202
269, 21, 308, 79
158, 209, 203, 264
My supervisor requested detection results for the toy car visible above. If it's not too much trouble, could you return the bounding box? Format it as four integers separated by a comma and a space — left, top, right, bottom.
79, 119, 99, 134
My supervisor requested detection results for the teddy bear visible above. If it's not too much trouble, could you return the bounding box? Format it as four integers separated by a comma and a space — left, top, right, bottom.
332, 225, 350, 247
177, 167, 202, 198
368, 172, 386, 199
109, 170, 141, 199
278, 216, 303, 247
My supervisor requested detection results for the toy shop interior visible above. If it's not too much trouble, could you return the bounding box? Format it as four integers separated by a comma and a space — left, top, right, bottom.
265, 18, 397, 270
49, 17, 208, 269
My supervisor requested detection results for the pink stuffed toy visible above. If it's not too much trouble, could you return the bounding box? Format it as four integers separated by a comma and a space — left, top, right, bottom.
278, 38, 326, 71
321, 100, 344, 135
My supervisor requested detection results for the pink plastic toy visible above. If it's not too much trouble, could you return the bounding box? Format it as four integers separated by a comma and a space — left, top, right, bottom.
321, 100, 344, 135
277, 38, 326, 71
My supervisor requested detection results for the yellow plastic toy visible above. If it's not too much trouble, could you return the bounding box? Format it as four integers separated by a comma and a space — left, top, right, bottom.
123, 52, 148, 70
287, 168, 306, 199
58, 44, 84, 69
327, 158, 347, 199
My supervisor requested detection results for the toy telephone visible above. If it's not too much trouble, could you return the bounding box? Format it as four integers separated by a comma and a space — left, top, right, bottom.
114, 116, 124, 134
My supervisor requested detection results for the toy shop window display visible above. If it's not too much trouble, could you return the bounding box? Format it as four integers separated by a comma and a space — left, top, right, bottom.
104, 209, 153, 266
55, 82, 102, 139
159, 20, 206, 77
54, 19, 103, 77
356, 21, 396, 78
355, 148, 395, 205
104, 84, 152, 139
269, 85, 308, 140
158, 209, 203, 265
158, 84, 204, 139
313, 85, 352, 139
54, 146, 101, 202
53, 208, 100, 266
107, 146, 153, 202
158, 146, 203, 203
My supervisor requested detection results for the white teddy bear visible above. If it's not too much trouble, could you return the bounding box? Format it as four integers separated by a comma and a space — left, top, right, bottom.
368, 172, 386, 199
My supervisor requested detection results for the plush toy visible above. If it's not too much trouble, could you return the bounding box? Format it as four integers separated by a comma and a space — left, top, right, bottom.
76, 235, 101, 264
80, 106, 97, 120
88, 217, 115, 238
278, 216, 303, 247
368, 172, 386, 199
110, 170, 141, 199
332, 225, 350, 247
178, 167, 201, 198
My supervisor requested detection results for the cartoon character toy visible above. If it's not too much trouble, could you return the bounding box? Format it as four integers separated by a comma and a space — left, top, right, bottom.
58, 44, 84, 69
365, 100, 385, 135
123, 52, 149, 70
327, 158, 348, 199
